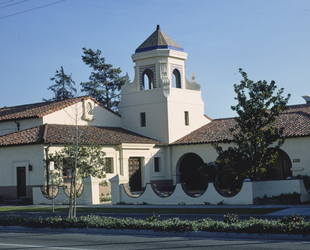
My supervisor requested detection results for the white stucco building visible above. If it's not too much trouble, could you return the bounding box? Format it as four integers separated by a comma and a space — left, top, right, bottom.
0, 25, 310, 204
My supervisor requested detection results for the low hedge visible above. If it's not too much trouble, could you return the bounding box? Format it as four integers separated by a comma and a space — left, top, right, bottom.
0, 213, 310, 235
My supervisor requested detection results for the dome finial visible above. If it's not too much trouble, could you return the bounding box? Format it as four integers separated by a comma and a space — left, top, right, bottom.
156, 25, 160, 30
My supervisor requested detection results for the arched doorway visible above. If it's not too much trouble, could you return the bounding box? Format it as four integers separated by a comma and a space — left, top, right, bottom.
178, 153, 205, 191
267, 149, 292, 180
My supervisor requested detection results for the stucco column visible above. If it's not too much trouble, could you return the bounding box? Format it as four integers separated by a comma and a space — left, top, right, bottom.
121, 157, 129, 179
143, 156, 151, 187
109, 174, 128, 205
82, 176, 100, 205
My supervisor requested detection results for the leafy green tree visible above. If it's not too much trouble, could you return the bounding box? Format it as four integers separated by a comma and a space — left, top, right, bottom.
213, 69, 291, 180
51, 141, 107, 218
80, 47, 125, 112
45, 66, 77, 101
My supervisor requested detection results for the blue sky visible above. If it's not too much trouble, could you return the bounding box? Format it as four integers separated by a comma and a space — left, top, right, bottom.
1, 0, 309, 119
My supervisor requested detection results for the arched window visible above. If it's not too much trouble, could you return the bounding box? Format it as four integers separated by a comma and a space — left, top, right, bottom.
172, 69, 181, 88
142, 69, 154, 90
82, 100, 94, 121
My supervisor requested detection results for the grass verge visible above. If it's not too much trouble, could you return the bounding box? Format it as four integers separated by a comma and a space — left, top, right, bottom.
0, 206, 285, 215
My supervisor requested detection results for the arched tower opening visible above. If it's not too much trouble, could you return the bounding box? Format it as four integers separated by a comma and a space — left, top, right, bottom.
142, 69, 154, 90
172, 69, 181, 88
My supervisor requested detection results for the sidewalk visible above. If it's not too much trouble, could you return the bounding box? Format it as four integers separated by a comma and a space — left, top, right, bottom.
267, 205, 310, 216
93, 203, 310, 216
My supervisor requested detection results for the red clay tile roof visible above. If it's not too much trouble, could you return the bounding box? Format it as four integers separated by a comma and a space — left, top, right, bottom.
0, 124, 166, 147
173, 104, 310, 145
0, 96, 119, 122
0, 125, 46, 146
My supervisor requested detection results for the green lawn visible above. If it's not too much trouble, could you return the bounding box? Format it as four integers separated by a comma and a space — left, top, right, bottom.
0, 206, 285, 215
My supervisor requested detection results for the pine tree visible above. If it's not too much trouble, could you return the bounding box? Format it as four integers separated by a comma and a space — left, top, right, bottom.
45, 66, 77, 101
80, 47, 125, 113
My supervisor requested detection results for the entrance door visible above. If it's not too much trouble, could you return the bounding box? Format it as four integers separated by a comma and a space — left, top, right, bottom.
128, 157, 142, 192
17, 167, 26, 197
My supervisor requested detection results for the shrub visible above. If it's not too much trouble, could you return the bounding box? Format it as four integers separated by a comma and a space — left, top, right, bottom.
100, 193, 111, 202
223, 213, 239, 224
279, 214, 305, 224
0, 214, 310, 235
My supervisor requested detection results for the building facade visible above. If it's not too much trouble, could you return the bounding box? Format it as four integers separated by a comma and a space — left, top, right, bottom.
0, 26, 310, 204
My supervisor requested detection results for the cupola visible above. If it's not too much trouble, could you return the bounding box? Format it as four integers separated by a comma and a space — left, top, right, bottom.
135, 25, 184, 53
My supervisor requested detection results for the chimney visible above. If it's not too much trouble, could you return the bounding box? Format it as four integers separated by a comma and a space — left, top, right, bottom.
302, 95, 310, 105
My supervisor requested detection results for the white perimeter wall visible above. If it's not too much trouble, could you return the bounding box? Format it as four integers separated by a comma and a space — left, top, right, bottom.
110, 178, 310, 205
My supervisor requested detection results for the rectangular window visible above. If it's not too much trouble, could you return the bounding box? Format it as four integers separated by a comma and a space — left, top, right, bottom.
154, 157, 161, 172
140, 112, 146, 127
105, 157, 114, 174
184, 111, 189, 126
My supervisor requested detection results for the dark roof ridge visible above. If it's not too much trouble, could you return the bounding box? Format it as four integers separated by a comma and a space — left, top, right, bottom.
0, 96, 87, 110
211, 116, 236, 121
204, 114, 213, 121
286, 103, 310, 110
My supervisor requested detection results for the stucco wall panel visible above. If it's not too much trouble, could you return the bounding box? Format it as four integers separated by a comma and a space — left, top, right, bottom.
43, 101, 121, 127
0, 145, 44, 187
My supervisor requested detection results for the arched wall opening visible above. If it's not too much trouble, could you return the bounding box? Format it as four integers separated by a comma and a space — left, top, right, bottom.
267, 149, 292, 180
215, 158, 242, 196
177, 153, 205, 191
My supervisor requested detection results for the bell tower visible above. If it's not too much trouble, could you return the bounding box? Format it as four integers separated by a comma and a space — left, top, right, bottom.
119, 25, 210, 143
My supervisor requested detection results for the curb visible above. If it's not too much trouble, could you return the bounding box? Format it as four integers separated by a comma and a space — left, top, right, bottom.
1, 226, 310, 241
